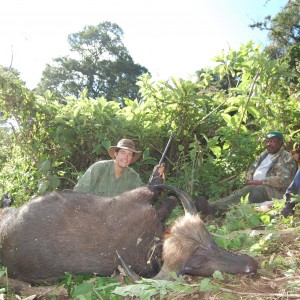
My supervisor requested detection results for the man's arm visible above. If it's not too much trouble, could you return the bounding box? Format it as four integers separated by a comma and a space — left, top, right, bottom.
245, 179, 263, 185
262, 151, 297, 189
73, 161, 106, 193
73, 169, 94, 193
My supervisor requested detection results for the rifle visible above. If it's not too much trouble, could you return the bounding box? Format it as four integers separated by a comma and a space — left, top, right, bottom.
149, 132, 175, 183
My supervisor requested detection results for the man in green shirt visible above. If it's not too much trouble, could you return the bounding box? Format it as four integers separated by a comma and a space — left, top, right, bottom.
74, 139, 162, 197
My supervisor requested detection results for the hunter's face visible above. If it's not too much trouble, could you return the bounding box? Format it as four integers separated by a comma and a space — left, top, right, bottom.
265, 137, 283, 154
114, 149, 134, 168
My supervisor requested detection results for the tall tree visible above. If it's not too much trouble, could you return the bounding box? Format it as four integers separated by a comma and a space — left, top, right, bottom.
35, 22, 148, 102
249, 0, 300, 93
249, 0, 300, 58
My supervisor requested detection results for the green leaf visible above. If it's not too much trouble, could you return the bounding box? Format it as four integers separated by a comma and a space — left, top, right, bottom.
72, 281, 93, 299
73, 106, 81, 118
260, 214, 271, 224
113, 284, 156, 299
210, 146, 222, 157
247, 105, 260, 118
49, 175, 60, 189
248, 214, 261, 226
178, 144, 184, 151
199, 278, 220, 292
38, 180, 49, 194
40, 160, 51, 173
199, 278, 212, 291
221, 113, 232, 124
212, 270, 224, 280
101, 140, 111, 151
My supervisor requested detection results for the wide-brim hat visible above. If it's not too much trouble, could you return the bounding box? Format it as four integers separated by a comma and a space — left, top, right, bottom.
108, 139, 142, 163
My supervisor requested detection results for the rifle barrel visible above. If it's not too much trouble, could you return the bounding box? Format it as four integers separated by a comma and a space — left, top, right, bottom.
158, 132, 175, 165
149, 132, 174, 183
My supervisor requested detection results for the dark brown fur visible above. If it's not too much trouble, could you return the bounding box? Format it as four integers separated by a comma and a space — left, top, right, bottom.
0, 188, 166, 284
0, 185, 258, 285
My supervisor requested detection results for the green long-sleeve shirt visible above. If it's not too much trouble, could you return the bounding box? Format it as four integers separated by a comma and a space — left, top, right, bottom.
73, 160, 144, 197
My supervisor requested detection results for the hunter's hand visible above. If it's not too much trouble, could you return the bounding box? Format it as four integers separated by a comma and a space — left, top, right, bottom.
154, 163, 166, 178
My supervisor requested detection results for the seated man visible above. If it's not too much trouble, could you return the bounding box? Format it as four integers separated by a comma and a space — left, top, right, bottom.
197, 131, 297, 216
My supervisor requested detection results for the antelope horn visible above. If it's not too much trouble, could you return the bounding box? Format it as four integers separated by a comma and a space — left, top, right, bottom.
116, 250, 140, 282
153, 184, 198, 215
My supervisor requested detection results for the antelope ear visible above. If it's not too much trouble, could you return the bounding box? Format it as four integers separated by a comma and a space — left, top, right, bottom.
181, 249, 210, 276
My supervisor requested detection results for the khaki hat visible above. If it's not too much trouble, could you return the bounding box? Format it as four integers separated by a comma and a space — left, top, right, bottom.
108, 139, 142, 163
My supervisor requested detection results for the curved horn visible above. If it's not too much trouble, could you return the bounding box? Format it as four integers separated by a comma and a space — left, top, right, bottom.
152, 184, 198, 215
116, 250, 140, 282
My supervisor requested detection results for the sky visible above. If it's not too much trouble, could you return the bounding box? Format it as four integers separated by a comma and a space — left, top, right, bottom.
0, 0, 287, 89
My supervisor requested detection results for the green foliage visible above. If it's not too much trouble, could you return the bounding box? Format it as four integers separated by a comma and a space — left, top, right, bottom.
249, 0, 300, 55
208, 196, 262, 250
199, 277, 221, 292
0, 265, 13, 299
249, 0, 300, 99
35, 21, 148, 102
1, 39, 300, 204
0, 146, 39, 206
60, 272, 122, 299
113, 277, 195, 300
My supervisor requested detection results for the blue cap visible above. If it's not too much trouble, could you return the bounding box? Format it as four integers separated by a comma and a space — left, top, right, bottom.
266, 131, 284, 141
